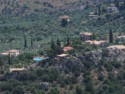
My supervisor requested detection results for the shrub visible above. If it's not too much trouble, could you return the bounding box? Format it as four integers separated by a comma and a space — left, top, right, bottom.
111, 61, 121, 69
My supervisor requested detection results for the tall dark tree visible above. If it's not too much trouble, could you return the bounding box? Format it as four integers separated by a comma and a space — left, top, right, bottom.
57, 37, 61, 47
56, 37, 63, 54
51, 38, 55, 50
92, 33, 96, 40
98, 5, 101, 16
66, 35, 70, 46
109, 29, 113, 43
31, 38, 33, 48
0, 56, 4, 66
8, 52, 11, 65
24, 35, 27, 49
61, 19, 68, 27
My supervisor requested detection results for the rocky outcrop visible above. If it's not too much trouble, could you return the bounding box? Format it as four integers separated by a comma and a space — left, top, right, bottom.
82, 50, 102, 65
39, 82, 50, 91
82, 47, 125, 65
56, 56, 84, 72
102, 48, 125, 62
44, 46, 125, 72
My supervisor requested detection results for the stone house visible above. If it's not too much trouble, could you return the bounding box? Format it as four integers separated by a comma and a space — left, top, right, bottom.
106, 6, 119, 13
85, 40, 107, 47
80, 32, 93, 41
1, 49, 20, 56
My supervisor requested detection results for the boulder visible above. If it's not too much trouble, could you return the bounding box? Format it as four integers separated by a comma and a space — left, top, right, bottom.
39, 82, 50, 91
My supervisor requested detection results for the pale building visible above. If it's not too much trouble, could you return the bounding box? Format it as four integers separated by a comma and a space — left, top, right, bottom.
85, 40, 107, 47
59, 15, 70, 22
10, 67, 26, 73
89, 12, 99, 20
1, 49, 20, 56
107, 45, 125, 49
80, 32, 93, 41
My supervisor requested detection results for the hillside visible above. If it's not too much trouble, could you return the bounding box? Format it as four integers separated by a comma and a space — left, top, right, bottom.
0, 0, 125, 52
0, 0, 85, 15
0, 0, 125, 94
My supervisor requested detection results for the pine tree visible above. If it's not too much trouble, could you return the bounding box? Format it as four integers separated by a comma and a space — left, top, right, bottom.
109, 29, 113, 43
24, 35, 27, 49
57, 37, 61, 47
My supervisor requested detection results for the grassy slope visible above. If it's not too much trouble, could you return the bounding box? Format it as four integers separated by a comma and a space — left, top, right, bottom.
0, 1, 125, 52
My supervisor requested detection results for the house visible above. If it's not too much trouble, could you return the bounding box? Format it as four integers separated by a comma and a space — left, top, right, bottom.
10, 67, 26, 73
117, 35, 125, 40
89, 14, 99, 20
59, 15, 70, 22
1, 49, 20, 56
85, 40, 107, 47
63, 46, 73, 52
89, 12, 99, 20
80, 32, 93, 41
107, 45, 125, 49
116, 35, 125, 43
106, 6, 119, 13
59, 15, 70, 27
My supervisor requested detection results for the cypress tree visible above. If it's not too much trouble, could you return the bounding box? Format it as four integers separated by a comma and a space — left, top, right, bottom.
51, 38, 55, 50
57, 37, 61, 47
61, 19, 68, 27
98, 5, 101, 16
24, 35, 27, 49
8, 52, 11, 65
109, 29, 113, 43
31, 38, 33, 48
92, 33, 96, 40
66, 35, 70, 46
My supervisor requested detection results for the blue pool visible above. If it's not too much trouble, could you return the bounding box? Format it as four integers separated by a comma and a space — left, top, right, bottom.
33, 57, 43, 61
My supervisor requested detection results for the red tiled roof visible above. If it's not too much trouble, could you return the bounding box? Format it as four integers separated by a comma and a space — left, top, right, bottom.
63, 46, 73, 51
59, 15, 69, 19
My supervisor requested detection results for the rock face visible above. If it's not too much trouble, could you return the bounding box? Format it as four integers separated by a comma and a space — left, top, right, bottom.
102, 48, 125, 62
48, 46, 125, 72
56, 56, 84, 72
82, 47, 125, 64
83, 50, 102, 65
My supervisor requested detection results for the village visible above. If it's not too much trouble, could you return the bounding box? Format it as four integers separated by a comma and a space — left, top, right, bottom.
0, 8, 125, 83
0, 26, 125, 74
0, 4, 125, 74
